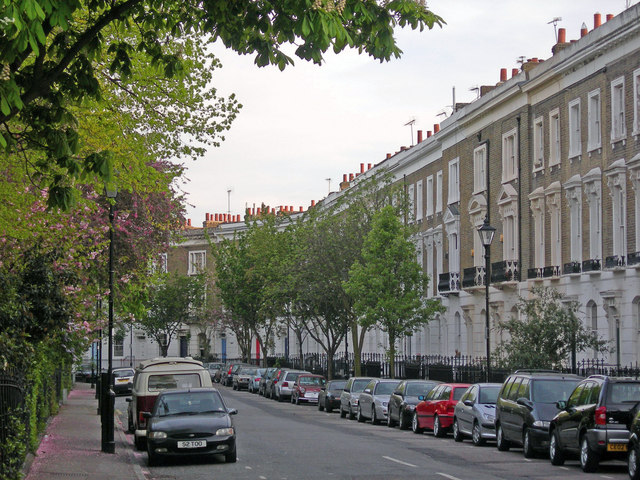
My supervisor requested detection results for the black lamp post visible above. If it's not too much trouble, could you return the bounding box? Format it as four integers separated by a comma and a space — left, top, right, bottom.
478, 215, 496, 382
101, 184, 117, 454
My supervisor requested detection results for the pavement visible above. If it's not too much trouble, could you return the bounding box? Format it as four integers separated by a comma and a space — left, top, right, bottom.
23, 382, 146, 480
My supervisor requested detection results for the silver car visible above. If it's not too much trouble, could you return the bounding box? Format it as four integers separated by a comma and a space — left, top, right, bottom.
248, 368, 266, 393
357, 379, 401, 424
273, 370, 308, 402
233, 366, 256, 391
452, 382, 502, 445
340, 377, 374, 420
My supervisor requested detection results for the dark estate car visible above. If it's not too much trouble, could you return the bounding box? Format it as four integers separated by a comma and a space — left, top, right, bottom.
549, 375, 640, 472
387, 379, 441, 430
318, 379, 347, 413
145, 388, 237, 466
495, 370, 582, 458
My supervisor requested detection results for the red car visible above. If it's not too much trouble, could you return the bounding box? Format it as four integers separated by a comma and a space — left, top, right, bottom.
291, 374, 326, 405
412, 383, 471, 437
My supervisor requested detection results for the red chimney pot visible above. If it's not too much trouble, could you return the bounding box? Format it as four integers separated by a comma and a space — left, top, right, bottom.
427, 131, 432, 138
558, 28, 566, 43
360, 163, 365, 174
594, 13, 602, 28
500, 68, 507, 82
606, 14, 613, 21
417, 130, 423, 143
434, 124, 440, 133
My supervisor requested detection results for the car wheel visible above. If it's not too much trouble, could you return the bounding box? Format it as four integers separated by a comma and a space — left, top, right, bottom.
412, 412, 423, 434
371, 407, 380, 425
387, 410, 394, 427
433, 415, 445, 438
127, 413, 134, 434
295, 395, 300, 405
326, 403, 333, 413
277, 392, 284, 402
496, 424, 510, 451
472, 421, 485, 446
399, 410, 410, 430
340, 404, 347, 418
225, 447, 237, 463
291, 394, 295, 404
549, 430, 565, 466
147, 449, 159, 467
232, 384, 237, 390
453, 418, 463, 442
134, 433, 146, 451
318, 399, 324, 411
629, 441, 640, 480
580, 435, 600, 473
357, 406, 365, 423
348, 404, 356, 420
523, 428, 535, 458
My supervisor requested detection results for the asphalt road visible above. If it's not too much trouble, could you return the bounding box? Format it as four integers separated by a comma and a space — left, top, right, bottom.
115, 388, 629, 480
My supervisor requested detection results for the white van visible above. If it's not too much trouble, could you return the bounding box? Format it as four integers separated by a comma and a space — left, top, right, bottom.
126, 357, 213, 449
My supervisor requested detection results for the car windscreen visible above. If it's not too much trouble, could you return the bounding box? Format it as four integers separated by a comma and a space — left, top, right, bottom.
352, 379, 371, 393
531, 379, 580, 403
478, 386, 501, 404
329, 380, 347, 390
155, 391, 225, 416
375, 382, 400, 395
285, 372, 302, 382
148, 373, 202, 392
607, 382, 640, 404
406, 383, 437, 397
113, 370, 134, 378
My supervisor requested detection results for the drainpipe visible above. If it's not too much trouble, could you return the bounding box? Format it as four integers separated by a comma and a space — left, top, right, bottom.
517, 116, 522, 281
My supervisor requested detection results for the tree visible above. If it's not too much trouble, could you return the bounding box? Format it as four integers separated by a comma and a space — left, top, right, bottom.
344, 205, 443, 378
495, 286, 608, 370
137, 272, 205, 357
0, 0, 443, 208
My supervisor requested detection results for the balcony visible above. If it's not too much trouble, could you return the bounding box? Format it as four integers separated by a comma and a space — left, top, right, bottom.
462, 266, 485, 288
491, 260, 519, 283
542, 265, 560, 277
628, 252, 640, 267
563, 261, 581, 275
527, 267, 543, 280
605, 255, 626, 269
438, 272, 460, 295
582, 258, 601, 273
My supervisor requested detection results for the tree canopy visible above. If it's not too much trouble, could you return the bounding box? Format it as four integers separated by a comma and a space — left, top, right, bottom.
0, 0, 443, 208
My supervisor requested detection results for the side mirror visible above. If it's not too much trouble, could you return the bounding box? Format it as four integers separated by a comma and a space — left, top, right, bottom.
516, 397, 534, 409
463, 399, 474, 407
227, 408, 238, 415
364, 388, 372, 394
556, 400, 567, 410
125, 398, 132, 403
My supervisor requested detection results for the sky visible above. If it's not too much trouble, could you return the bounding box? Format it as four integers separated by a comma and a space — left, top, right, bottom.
181, 0, 635, 226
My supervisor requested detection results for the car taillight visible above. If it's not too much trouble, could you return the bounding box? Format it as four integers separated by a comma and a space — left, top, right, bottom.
256, 377, 261, 381
595, 406, 607, 425
282, 382, 289, 387
138, 412, 148, 427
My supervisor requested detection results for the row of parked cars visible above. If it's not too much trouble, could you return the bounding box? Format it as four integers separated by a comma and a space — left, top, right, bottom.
221, 363, 640, 478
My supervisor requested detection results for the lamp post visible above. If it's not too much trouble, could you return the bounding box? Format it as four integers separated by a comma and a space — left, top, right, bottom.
478, 216, 496, 383
101, 185, 117, 454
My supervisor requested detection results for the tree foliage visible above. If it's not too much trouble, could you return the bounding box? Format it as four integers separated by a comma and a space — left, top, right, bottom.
137, 271, 205, 357
495, 286, 609, 370
0, 0, 443, 208
344, 205, 442, 377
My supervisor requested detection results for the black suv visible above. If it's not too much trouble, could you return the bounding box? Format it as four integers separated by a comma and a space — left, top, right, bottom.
549, 375, 640, 472
494, 370, 582, 457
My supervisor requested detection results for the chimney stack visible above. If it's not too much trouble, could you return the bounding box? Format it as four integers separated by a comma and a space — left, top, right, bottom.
594, 13, 601, 28
512, 68, 519, 77
434, 124, 440, 134
427, 130, 432, 138
606, 14, 613, 21
580, 22, 588, 37
360, 163, 365, 174
499, 68, 507, 83
417, 130, 423, 143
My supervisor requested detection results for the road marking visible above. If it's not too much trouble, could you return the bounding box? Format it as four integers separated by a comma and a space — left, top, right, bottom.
245, 466, 253, 470
560, 467, 569, 470
523, 458, 532, 462
382, 456, 416, 467
600, 476, 614, 479
436, 473, 462, 480
259, 477, 266, 480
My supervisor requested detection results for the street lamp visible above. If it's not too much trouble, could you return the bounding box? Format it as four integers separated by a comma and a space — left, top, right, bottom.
101, 184, 117, 454
478, 215, 496, 382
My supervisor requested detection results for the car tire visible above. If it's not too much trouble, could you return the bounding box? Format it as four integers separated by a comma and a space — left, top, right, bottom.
433, 415, 445, 438
277, 392, 284, 402
523, 428, 535, 458
357, 406, 365, 423
225, 447, 237, 463
549, 430, 565, 466
295, 395, 300, 405
496, 424, 510, 451
318, 399, 324, 411
580, 435, 600, 473
232, 384, 237, 391
340, 405, 347, 418
348, 404, 356, 420
127, 413, 134, 434
371, 407, 380, 425
412, 412, 424, 434
453, 418, 463, 442
629, 441, 640, 480
326, 403, 333, 413
387, 410, 396, 428
399, 410, 410, 430
134, 433, 146, 451
472, 421, 485, 446
147, 449, 159, 467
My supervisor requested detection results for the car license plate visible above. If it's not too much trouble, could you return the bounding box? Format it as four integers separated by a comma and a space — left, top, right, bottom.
116, 378, 127, 383
308, 392, 318, 398
177, 440, 206, 449
607, 443, 627, 452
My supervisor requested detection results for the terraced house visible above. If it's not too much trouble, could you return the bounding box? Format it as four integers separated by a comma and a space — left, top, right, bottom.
136, 4, 640, 369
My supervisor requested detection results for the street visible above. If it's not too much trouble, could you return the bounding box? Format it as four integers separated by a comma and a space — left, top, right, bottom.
115, 389, 629, 480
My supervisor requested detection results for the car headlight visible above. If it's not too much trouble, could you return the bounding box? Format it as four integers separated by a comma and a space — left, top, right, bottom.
352, 399, 359, 405
148, 431, 167, 439
216, 427, 235, 436
532, 421, 550, 429
382, 402, 387, 407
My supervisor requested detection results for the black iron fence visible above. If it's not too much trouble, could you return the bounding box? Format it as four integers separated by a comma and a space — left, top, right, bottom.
242, 353, 640, 384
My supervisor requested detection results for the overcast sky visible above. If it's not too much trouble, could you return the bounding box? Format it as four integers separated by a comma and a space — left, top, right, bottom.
181, 0, 634, 226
